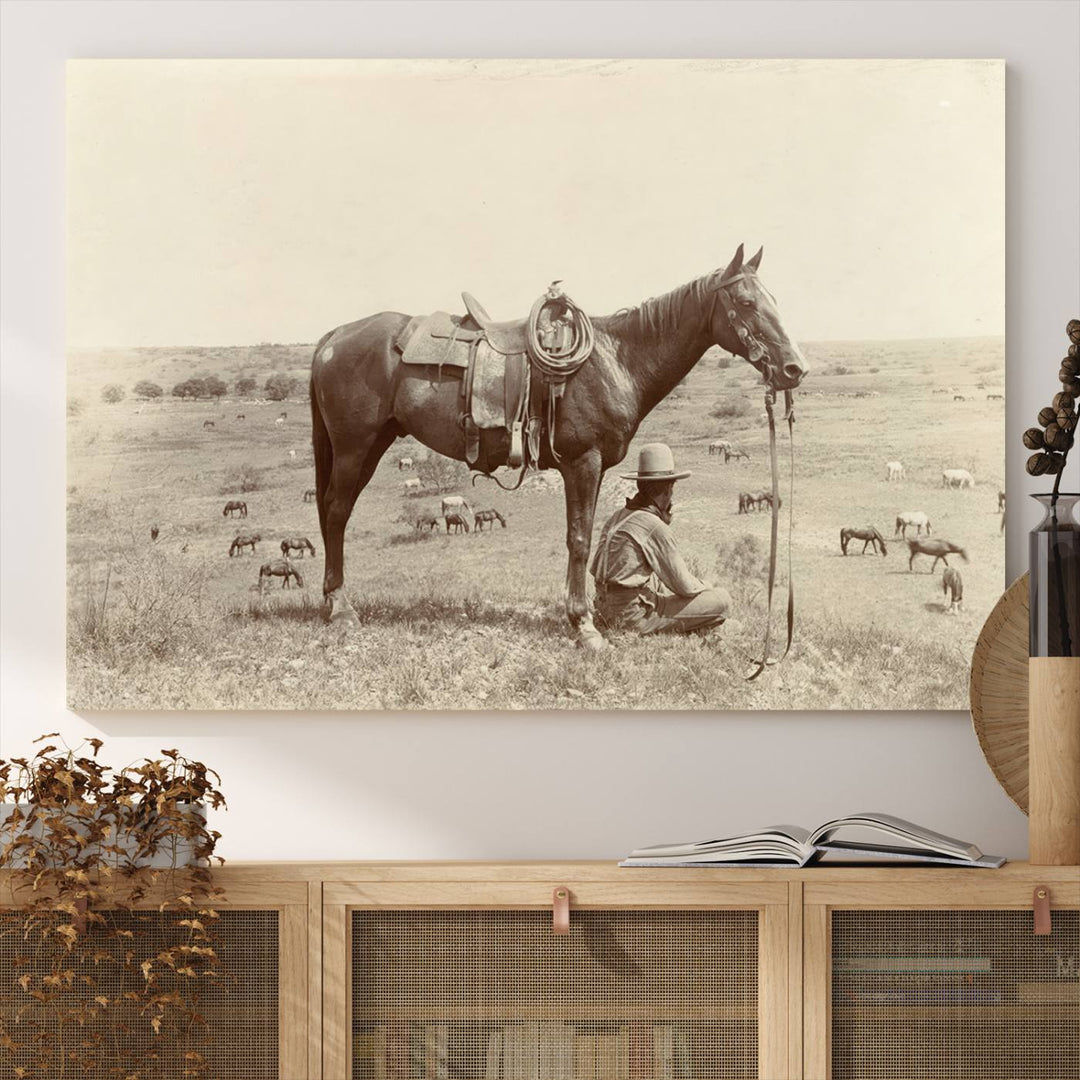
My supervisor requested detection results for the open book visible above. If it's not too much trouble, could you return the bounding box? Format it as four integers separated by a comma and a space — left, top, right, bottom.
619, 812, 1006, 868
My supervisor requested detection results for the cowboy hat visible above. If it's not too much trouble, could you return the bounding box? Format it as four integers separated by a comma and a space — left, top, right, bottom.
620, 442, 691, 481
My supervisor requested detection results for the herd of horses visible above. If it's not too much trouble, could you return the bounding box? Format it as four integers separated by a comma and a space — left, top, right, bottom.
831, 460, 993, 615
152, 495, 321, 590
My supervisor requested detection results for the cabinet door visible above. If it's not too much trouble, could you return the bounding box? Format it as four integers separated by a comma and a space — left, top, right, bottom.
324, 880, 790, 1080
804, 881, 1080, 1080
0, 884, 311, 1080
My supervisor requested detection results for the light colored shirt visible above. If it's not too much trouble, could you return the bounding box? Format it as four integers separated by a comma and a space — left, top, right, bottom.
590, 505, 708, 598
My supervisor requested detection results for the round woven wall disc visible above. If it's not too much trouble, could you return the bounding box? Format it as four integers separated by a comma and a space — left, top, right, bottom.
969, 573, 1029, 814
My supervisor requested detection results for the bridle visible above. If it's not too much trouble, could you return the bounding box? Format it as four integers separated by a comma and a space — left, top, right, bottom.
711, 270, 797, 680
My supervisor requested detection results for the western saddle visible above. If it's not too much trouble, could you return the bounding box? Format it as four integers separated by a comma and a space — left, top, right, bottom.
395, 284, 594, 476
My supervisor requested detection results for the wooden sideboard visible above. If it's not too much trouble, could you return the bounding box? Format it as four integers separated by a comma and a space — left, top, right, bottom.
3, 862, 1077, 1080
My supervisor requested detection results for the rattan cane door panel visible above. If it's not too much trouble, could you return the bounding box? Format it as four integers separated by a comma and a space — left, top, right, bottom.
0, 908, 281, 1080
350, 909, 760, 1079
830, 909, 1080, 1080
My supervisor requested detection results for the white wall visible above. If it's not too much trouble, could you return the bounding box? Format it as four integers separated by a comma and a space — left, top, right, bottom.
2, 1, 1078, 862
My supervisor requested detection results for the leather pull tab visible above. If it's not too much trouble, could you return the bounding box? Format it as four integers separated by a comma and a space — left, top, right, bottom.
1033, 886, 1052, 935
552, 887, 570, 936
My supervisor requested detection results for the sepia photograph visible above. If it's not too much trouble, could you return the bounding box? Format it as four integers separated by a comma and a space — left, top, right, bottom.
66, 58, 1006, 711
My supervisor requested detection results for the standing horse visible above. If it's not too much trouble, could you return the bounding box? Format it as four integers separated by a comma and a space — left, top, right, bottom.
474, 508, 507, 531
310, 245, 807, 646
281, 537, 317, 558
840, 526, 888, 556
259, 559, 303, 589
894, 511, 931, 538
942, 567, 964, 613
223, 500, 248, 518
907, 538, 968, 573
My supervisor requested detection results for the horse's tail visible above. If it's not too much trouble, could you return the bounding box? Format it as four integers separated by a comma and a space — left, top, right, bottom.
840, 528, 847, 553
311, 334, 334, 546
926, 519, 932, 534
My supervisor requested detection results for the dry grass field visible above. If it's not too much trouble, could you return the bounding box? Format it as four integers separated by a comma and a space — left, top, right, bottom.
66, 337, 1005, 711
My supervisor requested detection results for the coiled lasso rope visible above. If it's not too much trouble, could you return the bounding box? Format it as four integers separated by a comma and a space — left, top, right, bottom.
526, 288, 595, 378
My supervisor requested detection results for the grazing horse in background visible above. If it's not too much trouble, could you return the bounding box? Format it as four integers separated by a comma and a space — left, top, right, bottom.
203, 420, 215, 429
724, 447, 751, 464
275, 417, 285, 426
737, 491, 755, 514
841, 526, 888, 556
942, 468, 974, 488
259, 559, 303, 588
402, 477, 422, 493
236, 413, 246, 420
149, 524, 159, 542
709, 439, 731, 456
281, 537, 317, 558
885, 460, 905, 482
474, 508, 507, 531
998, 489, 1006, 511
279, 411, 288, 420
397, 456, 414, 471
223, 500, 247, 518
304, 488, 317, 502
942, 567, 964, 613
229, 533, 261, 556
414, 513, 440, 532
908, 537, 968, 573
310, 244, 807, 646
894, 511, 931, 538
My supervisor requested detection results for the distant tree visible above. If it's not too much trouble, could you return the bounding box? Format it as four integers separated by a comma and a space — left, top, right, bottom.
204, 375, 228, 399
417, 454, 469, 494
101, 384, 125, 404
235, 376, 257, 396
133, 380, 163, 400
263, 373, 295, 401
172, 378, 207, 400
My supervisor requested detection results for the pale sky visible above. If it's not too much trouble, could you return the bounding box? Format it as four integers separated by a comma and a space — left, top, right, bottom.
67, 58, 1004, 347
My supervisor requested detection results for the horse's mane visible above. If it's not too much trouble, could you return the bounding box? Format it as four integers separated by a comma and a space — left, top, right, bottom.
599, 273, 717, 342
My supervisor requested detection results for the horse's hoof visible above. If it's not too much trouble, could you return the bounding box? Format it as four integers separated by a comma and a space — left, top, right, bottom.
330, 608, 360, 629
578, 628, 609, 652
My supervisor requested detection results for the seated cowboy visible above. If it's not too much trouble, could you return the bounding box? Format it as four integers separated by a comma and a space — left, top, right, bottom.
591, 443, 732, 636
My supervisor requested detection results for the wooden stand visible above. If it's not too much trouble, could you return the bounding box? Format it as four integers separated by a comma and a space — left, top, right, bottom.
1029, 656, 1080, 864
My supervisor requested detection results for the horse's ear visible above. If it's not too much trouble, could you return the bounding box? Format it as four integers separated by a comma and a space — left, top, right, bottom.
747, 246, 763, 272
721, 244, 745, 280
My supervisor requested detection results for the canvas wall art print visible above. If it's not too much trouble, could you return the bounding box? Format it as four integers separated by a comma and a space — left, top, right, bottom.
66, 59, 1005, 711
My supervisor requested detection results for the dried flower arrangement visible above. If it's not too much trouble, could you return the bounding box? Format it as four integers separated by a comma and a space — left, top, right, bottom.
1023, 319, 1079, 483
0, 736, 227, 1079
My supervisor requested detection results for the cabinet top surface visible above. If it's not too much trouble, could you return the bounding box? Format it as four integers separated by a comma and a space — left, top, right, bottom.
202, 859, 1079, 883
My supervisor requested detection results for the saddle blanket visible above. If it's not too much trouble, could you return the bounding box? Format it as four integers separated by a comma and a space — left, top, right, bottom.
397, 311, 473, 370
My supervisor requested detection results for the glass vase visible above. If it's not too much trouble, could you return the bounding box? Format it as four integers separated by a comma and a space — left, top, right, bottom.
1029, 492, 1080, 657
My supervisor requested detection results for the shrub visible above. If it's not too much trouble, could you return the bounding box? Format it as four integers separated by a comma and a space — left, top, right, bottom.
235, 376, 257, 396
417, 454, 469, 493
826, 364, 852, 376
710, 396, 754, 420
132, 379, 163, 400
264, 373, 295, 401
219, 462, 264, 494
715, 533, 770, 606
717, 354, 733, 370
101, 383, 125, 404
67, 397, 84, 417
